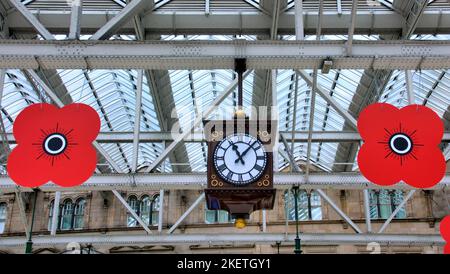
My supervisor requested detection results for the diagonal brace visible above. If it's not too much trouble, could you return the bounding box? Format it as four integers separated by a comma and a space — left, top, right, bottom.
8, 0, 54, 40
378, 190, 415, 233
145, 70, 252, 173
297, 70, 358, 130
112, 189, 152, 234
168, 193, 205, 234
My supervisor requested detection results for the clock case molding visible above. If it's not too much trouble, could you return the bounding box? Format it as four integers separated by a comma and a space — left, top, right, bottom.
204, 118, 276, 219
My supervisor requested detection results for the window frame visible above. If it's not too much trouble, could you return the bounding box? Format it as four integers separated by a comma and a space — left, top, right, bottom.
60, 199, 74, 231
48, 198, 85, 231
126, 195, 139, 227
369, 190, 407, 220
126, 194, 160, 227
205, 209, 232, 224
73, 198, 86, 230
285, 190, 322, 221
150, 194, 160, 226
0, 202, 7, 234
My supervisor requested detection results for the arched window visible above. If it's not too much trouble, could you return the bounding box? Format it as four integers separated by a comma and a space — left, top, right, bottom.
127, 195, 160, 227
309, 191, 322, 220
48, 198, 85, 231
73, 198, 85, 229
150, 195, 160, 225
369, 190, 406, 219
285, 190, 322, 221
127, 196, 139, 227
205, 209, 231, 224
60, 199, 74, 230
140, 195, 151, 225
0, 203, 6, 234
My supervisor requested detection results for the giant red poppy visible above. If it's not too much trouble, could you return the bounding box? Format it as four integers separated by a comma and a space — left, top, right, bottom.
357, 103, 445, 188
440, 215, 450, 254
7, 103, 100, 188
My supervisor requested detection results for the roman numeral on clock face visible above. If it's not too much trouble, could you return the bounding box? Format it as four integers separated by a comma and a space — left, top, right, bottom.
226, 171, 233, 180
254, 164, 263, 172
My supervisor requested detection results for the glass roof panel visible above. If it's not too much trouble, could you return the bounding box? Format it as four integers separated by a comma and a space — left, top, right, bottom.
277, 35, 366, 171
57, 68, 165, 172
162, 35, 255, 171
1, 70, 44, 132
380, 69, 450, 118
1, 29, 449, 174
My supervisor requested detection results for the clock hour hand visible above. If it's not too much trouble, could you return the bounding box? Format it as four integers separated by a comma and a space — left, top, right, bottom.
229, 140, 245, 164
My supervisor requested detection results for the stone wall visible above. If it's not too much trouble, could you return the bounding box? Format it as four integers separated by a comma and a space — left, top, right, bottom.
0, 186, 448, 254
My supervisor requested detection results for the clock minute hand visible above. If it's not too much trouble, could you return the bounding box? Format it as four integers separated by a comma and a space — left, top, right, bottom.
241, 140, 257, 157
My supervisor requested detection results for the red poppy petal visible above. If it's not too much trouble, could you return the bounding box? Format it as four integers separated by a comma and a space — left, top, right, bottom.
57, 103, 100, 143
442, 215, 450, 254
6, 145, 50, 188
13, 103, 59, 144
440, 216, 450, 241
357, 103, 400, 143
50, 144, 97, 187
357, 142, 401, 186
399, 105, 443, 145
445, 244, 450, 254
401, 148, 445, 188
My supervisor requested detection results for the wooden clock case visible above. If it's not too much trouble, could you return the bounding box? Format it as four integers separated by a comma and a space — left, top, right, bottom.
204, 117, 277, 219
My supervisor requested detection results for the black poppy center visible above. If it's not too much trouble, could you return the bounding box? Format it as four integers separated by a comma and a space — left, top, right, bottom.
393, 138, 408, 151
389, 133, 412, 155
48, 137, 63, 150
43, 133, 67, 155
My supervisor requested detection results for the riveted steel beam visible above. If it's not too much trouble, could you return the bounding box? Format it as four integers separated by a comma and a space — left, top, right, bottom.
0, 40, 450, 70
0, 173, 449, 193
0, 233, 444, 247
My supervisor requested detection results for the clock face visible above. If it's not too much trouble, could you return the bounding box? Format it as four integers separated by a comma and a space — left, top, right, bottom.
213, 133, 267, 185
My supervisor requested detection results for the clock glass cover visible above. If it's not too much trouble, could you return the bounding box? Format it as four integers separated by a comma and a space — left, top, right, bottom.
213, 133, 267, 185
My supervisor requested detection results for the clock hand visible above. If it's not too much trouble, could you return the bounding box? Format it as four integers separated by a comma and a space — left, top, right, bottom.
241, 140, 257, 157
235, 140, 257, 163
230, 141, 245, 164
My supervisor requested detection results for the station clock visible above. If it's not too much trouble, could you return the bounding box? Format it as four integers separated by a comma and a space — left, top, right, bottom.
204, 118, 276, 223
